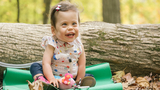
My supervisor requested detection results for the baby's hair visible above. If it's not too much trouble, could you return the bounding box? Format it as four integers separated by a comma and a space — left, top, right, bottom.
50, 1, 80, 28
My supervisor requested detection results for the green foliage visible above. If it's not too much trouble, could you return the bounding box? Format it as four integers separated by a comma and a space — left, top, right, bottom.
0, 0, 17, 23
121, 0, 160, 24
0, 0, 59, 24
70, 0, 102, 22
0, 0, 160, 24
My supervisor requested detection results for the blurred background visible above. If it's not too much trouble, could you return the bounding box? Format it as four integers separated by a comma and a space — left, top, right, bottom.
0, 0, 160, 24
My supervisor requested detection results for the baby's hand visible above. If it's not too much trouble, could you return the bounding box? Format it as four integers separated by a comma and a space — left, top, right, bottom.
50, 77, 59, 88
53, 53, 70, 60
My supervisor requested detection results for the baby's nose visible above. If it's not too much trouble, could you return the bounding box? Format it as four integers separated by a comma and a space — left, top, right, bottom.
67, 26, 74, 30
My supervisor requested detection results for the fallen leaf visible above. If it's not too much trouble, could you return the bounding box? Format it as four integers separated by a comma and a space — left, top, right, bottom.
144, 76, 152, 82
112, 70, 160, 89
136, 77, 149, 88
112, 67, 127, 82
122, 73, 132, 81
156, 81, 160, 88
122, 82, 128, 89
150, 82, 159, 90
126, 86, 138, 90
112, 70, 125, 82
27, 80, 43, 90
128, 78, 136, 86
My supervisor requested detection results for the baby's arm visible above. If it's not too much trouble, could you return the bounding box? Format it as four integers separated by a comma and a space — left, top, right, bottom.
42, 44, 59, 87
76, 45, 86, 82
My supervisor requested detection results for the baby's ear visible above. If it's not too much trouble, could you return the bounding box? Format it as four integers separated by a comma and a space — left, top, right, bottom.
51, 26, 56, 35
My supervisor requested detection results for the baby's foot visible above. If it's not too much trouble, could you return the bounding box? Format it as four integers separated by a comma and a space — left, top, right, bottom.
35, 75, 50, 84
80, 76, 96, 87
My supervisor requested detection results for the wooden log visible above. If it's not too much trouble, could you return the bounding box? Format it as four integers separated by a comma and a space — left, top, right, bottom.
81, 22, 160, 76
0, 22, 160, 79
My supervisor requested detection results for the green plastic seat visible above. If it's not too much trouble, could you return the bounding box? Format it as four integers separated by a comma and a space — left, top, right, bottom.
3, 63, 122, 90
3, 68, 33, 90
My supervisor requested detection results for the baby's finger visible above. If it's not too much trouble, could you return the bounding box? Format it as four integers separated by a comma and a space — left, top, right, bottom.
52, 81, 59, 88
51, 82, 56, 87
56, 81, 59, 88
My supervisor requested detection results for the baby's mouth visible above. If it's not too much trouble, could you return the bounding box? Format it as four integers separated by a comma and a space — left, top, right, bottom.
66, 33, 75, 37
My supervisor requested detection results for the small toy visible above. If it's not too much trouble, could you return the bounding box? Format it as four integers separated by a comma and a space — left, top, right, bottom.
59, 73, 76, 89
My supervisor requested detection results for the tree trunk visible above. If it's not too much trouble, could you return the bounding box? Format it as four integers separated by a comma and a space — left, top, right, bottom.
43, 0, 52, 24
0, 22, 160, 79
102, 0, 121, 23
17, 0, 20, 23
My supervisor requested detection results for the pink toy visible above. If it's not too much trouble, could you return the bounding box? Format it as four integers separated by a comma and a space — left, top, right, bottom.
59, 73, 76, 89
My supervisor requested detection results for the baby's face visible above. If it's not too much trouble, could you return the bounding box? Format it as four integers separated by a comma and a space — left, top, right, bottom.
52, 10, 79, 42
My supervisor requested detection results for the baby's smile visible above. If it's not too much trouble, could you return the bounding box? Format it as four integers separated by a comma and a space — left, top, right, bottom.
65, 33, 75, 38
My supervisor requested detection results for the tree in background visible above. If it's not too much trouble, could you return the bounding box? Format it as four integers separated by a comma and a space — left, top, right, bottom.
102, 0, 121, 24
17, 0, 20, 23
43, 0, 52, 24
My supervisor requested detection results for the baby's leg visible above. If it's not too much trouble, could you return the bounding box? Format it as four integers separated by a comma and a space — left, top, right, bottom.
30, 63, 43, 79
30, 63, 50, 84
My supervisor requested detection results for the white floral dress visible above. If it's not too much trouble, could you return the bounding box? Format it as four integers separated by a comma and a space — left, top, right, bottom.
41, 35, 82, 78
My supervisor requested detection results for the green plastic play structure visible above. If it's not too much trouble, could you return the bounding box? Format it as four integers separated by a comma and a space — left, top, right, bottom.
3, 63, 122, 90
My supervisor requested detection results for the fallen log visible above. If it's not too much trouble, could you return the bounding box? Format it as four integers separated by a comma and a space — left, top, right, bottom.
80, 22, 160, 76
0, 22, 160, 79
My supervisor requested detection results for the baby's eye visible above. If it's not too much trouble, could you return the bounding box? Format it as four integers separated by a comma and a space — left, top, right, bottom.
72, 22, 77, 25
62, 23, 67, 26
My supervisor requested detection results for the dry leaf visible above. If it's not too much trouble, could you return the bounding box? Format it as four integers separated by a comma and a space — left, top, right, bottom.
122, 73, 132, 81
125, 86, 138, 90
144, 76, 152, 82
128, 78, 136, 86
156, 81, 160, 89
112, 70, 125, 82
27, 80, 43, 90
112, 68, 126, 81
114, 70, 160, 89
116, 78, 122, 83
149, 82, 159, 90
122, 78, 136, 90
136, 77, 149, 88
122, 82, 128, 89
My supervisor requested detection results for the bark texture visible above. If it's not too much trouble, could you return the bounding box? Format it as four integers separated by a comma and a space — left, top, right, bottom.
0, 22, 160, 79
80, 22, 160, 76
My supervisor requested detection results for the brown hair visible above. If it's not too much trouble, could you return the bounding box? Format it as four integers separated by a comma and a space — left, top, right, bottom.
50, 1, 80, 28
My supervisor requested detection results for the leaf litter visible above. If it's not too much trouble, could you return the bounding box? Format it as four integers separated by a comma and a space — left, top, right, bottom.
112, 69, 160, 90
